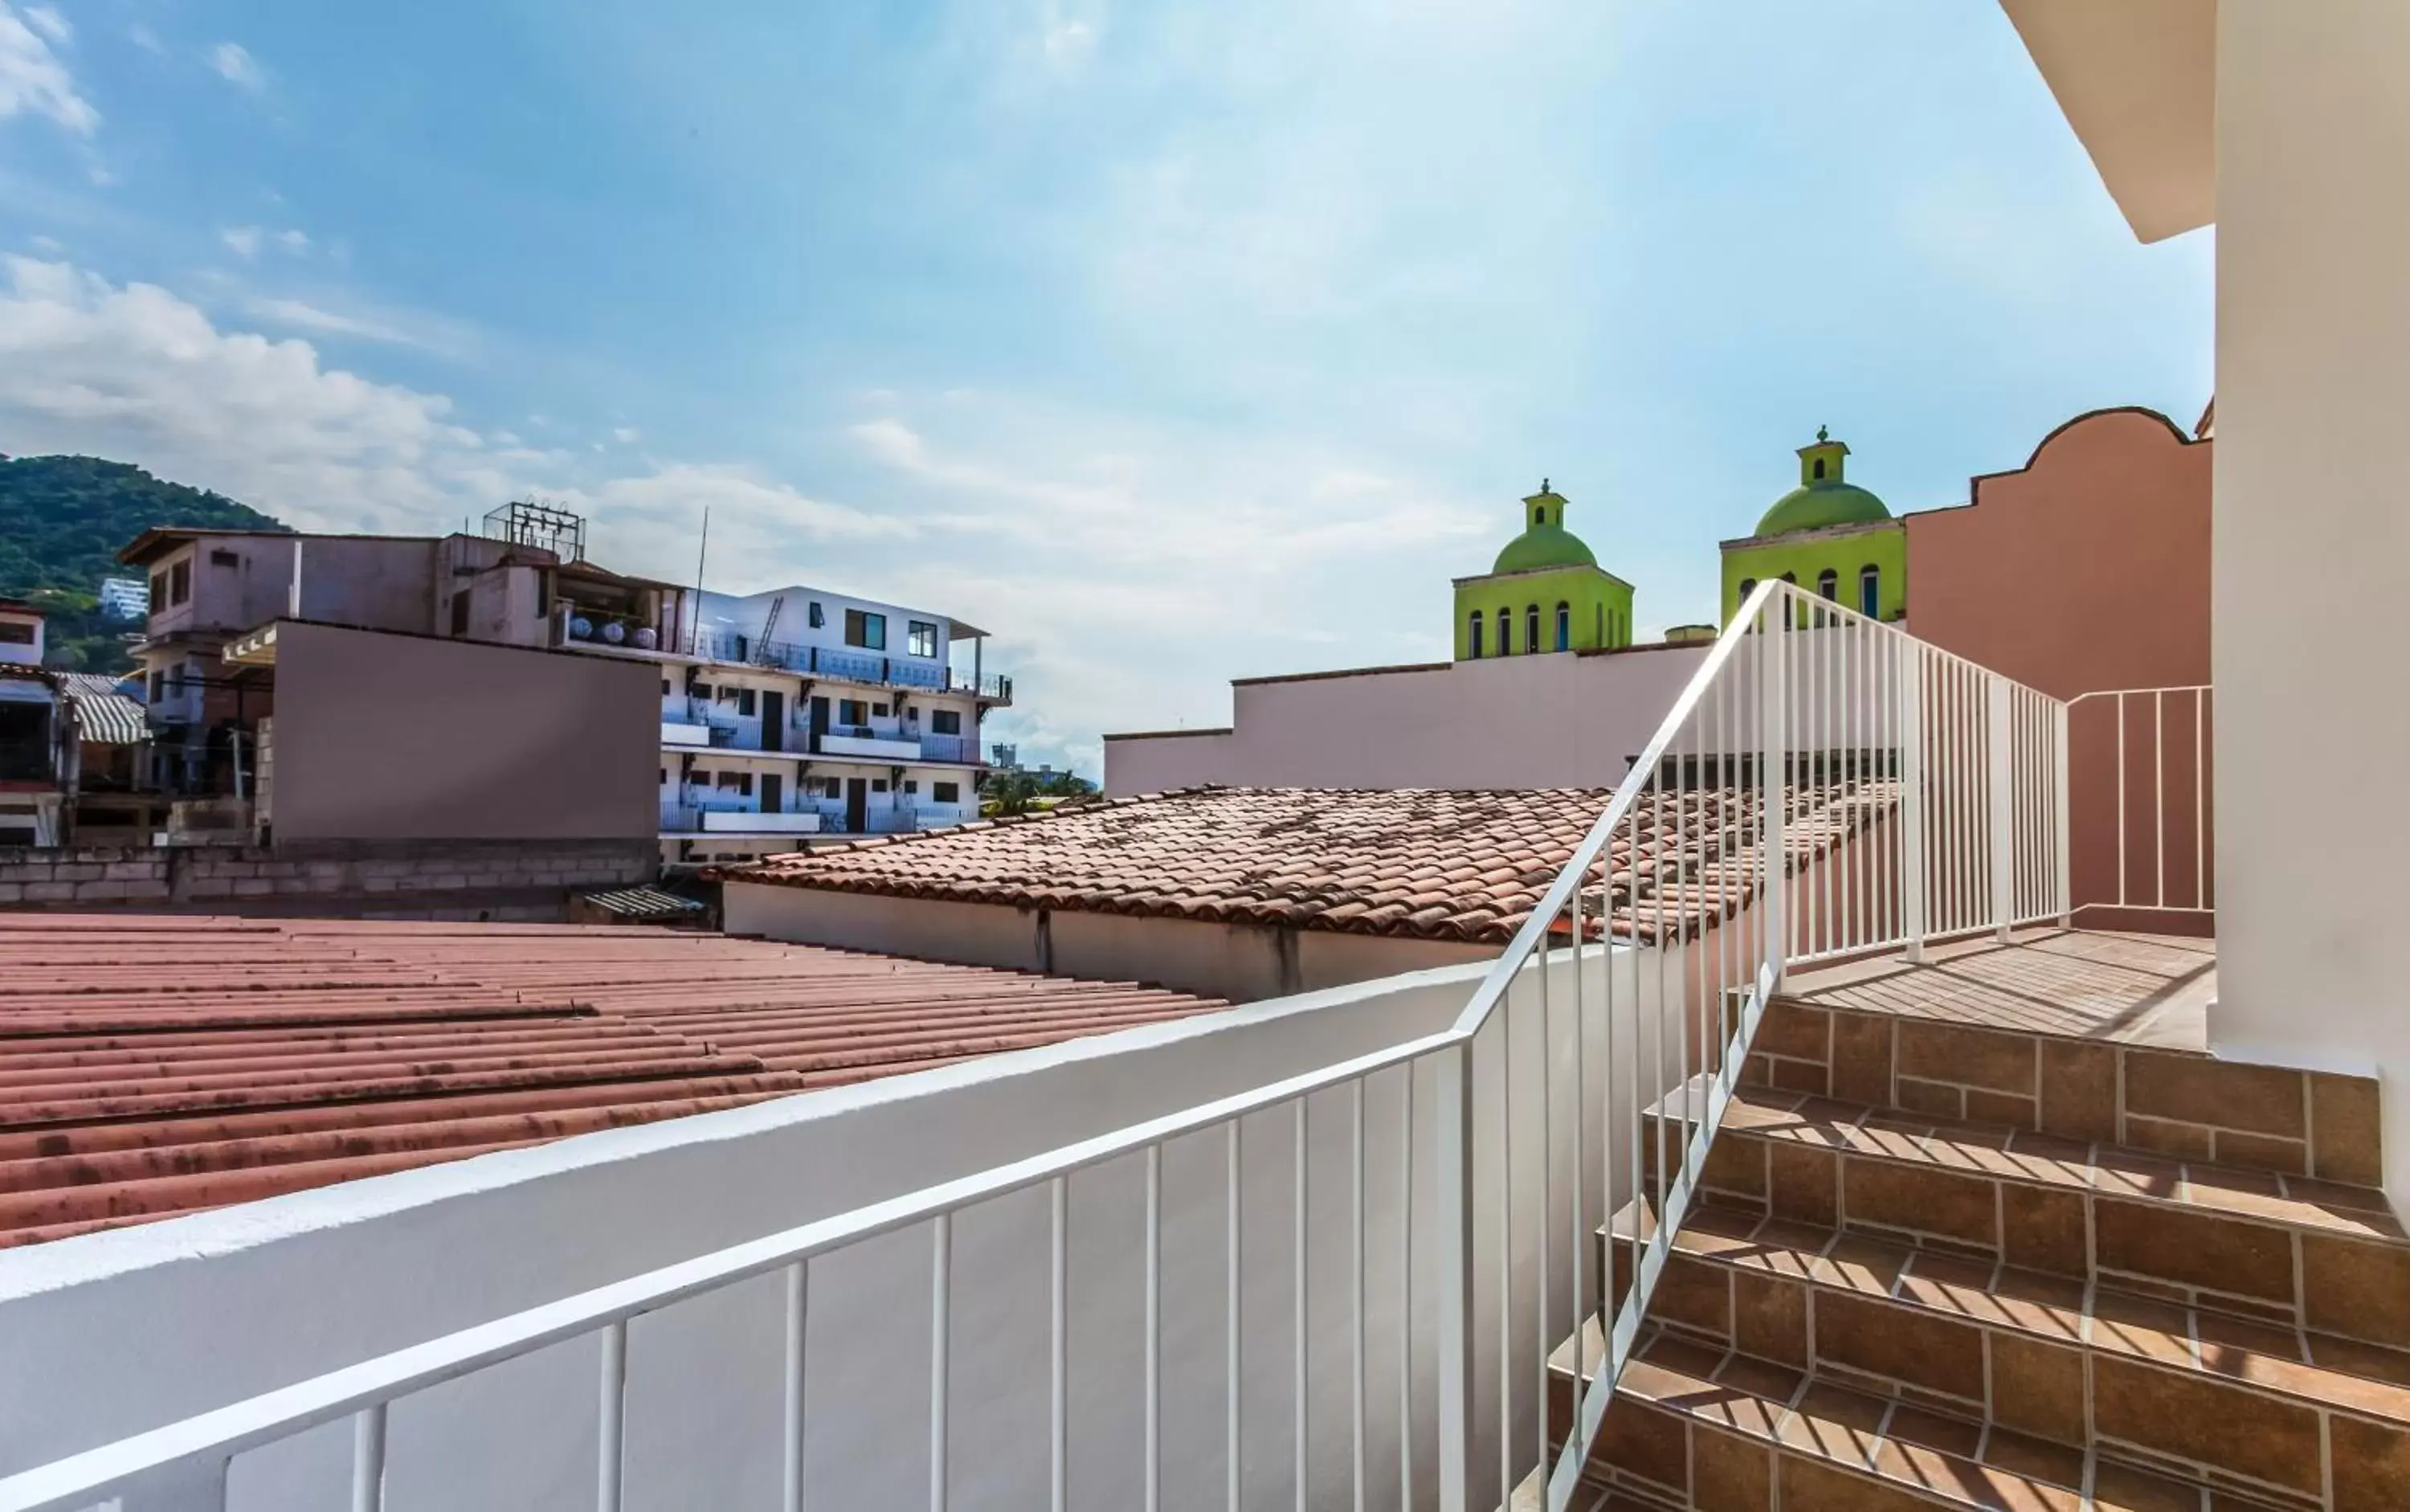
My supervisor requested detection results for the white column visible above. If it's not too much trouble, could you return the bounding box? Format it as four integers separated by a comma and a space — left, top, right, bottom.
2211, 0, 2410, 1211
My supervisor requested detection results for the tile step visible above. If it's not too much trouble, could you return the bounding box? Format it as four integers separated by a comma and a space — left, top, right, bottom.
1597, 1199, 2410, 1502
1547, 1322, 2314, 1512
1638, 1081, 2410, 1350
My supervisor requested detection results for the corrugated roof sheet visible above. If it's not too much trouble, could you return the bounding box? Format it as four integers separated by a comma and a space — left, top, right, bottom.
0, 915, 1224, 1247
580, 885, 708, 917
57, 675, 149, 746
724, 783, 1897, 946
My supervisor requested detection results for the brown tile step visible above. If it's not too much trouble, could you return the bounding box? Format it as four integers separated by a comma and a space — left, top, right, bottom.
1546, 1322, 2310, 1512
1640, 1081, 2410, 1350
1597, 1199, 2410, 1506
1742, 993, 2383, 1187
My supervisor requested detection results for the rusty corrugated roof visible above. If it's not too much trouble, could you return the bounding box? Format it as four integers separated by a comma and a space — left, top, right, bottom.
0, 915, 1224, 1247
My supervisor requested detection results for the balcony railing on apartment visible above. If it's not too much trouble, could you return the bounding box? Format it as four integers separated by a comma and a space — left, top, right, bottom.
679, 631, 1011, 702
9, 583, 2224, 1512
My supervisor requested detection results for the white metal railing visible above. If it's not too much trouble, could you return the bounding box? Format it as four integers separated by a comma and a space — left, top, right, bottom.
0, 582, 2069, 1512
2068, 686, 2213, 918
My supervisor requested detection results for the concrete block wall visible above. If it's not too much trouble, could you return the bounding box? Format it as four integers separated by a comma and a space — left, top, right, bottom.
0, 840, 655, 918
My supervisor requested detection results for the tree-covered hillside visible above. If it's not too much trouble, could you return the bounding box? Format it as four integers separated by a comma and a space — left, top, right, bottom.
0, 454, 288, 672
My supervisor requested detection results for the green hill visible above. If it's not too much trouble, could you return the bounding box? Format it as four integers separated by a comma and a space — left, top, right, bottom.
0, 454, 288, 672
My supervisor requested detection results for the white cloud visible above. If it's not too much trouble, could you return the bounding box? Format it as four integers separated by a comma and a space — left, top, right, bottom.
0, 0, 98, 133
207, 40, 263, 92
126, 22, 161, 55
241, 295, 431, 349
1039, 0, 1099, 70
276, 228, 310, 254
219, 225, 263, 259
611, 426, 639, 443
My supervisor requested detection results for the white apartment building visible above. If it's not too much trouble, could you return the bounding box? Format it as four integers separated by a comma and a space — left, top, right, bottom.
0, 599, 66, 847
643, 584, 1011, 865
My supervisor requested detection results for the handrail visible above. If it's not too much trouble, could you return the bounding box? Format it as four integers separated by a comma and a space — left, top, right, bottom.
0, 579, 2075, 1512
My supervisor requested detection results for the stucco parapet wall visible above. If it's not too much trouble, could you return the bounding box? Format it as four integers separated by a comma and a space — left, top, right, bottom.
1718, 516, 1908, 551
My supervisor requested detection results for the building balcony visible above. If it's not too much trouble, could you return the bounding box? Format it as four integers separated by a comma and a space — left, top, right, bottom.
679, 631, 1011, 704
816, 729, 921, 761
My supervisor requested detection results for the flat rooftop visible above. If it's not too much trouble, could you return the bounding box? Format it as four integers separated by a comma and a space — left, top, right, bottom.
0, 915, 1225, 1248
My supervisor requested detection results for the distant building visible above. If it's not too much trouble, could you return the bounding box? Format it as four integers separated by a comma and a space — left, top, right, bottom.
0, 599, 67, 846
96, 577, 149, 621
1453, 481, 1636, 658
1720, 429, 1906, 624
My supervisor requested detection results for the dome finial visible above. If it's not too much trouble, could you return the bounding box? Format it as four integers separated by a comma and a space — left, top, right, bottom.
1816, 424, 1829, 443
1541, 476, 1550, 494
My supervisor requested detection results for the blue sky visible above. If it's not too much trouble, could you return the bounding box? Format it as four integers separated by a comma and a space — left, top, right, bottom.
0, 0, 2212, 774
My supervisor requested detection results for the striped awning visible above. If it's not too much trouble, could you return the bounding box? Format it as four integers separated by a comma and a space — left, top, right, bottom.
64, 689, 150, 746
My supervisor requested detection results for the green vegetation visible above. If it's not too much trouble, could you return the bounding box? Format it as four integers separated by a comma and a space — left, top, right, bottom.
0, 454, 287, 672
980, 767, 1098, 817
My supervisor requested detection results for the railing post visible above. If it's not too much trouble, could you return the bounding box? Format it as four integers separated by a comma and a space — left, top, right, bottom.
2053, 699, 2072, 928
1897, 638, 1927, 962
1432, 1042, 1475, 1512
1758, 611, 1787, 989
1987, 677, 2015, 942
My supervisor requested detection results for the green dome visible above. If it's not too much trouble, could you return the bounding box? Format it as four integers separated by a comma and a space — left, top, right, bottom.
1493, 522, 1599, 573
1755, 428, 1890, 536
1755, 480, 1891, 536
1492, 485, 1598, 572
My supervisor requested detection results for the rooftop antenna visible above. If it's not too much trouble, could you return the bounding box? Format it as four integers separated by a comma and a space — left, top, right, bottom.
690, 505, 710, 648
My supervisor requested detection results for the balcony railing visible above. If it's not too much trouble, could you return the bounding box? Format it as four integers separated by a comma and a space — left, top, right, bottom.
2, 582, 2102, 1512
679, 631, 1009, 702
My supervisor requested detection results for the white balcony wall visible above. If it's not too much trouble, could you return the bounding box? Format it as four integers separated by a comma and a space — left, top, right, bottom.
0, 946, 1695, 1512
820, 731, 921, 761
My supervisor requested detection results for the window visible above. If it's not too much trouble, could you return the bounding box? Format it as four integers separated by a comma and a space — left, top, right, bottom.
844, 608, 886, 650
872, 778, 890, 793
209, 549, 239, 568
1812, 458, 1827, 480
1738, 577, 1756, 604
737, 689, 758, 717
1859, 565, 1881, 618
838, 698, 866, 725
168, 560, 191, 607
808, 602, 825, 628
904, 779, 921, 795
0, 622, 31, 646
692, 769, 713, 785
149, 671, 165, 700
908, 620, 937, 658
149, 573, 167, 611
904, 705, 920, 723
1554, 603, 1571, 652
1780, 572, 1797, 584
661, 679, 672, 697
933, 709, 962, 735
716, 772, 752, 795
933, 780, 961, 803
1525, 605, 1540, 655
872, 701, 888, 717
1496, 607, 1511, 656
1467, 611, 1484, 658
449, 593, 472, 637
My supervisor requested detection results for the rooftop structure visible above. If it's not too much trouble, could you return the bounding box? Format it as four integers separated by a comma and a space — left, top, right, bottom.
1721, 428, 1906, 624
1453, 480, 1638, 660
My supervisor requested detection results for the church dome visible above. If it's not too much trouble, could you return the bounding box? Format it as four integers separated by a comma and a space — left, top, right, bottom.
1755, 429, 1890, 537
1493, 484, 1599, 573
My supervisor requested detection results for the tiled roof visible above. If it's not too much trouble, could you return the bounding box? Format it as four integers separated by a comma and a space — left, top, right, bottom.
725, 784, 1897, 946
0, 915, 1223, 1248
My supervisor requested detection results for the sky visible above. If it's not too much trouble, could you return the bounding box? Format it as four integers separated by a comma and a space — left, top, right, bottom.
0, 0, 2213, 775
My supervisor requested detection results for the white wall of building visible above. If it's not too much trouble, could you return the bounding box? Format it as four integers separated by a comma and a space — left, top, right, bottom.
2208, 0, 2410, 1212
0, 945, 1694, 1512
1105, 646, 1707, 796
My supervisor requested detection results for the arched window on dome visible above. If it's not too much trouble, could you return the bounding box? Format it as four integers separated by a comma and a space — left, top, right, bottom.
1859, 565, 1881, 618
1525, 604, 1541, 654
1554, 602, 1570, 652
1817, 569, 1838, 601
1738, 577, 1757, 612
1467, 611, 1484, 658
1812, 458, 1827, 480
1497, 607, 1512, 656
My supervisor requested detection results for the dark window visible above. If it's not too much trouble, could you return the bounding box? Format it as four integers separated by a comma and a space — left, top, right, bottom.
209, 549, 239, 568
1496, 607, 1511, 655
1554, 603, 1570, 652
1525, 605, 1540, 654
904, 779, 919, 795
1467, 611, 1483, 658
149, 671, 165, 699
1780, 572, 1797, 584
1812, 458, 1827, 480
872, 778, 889, 793
168, 560, 191, 606
1738, 577, 1756, 603
908, 620, 937, 657
933, 781, 961, 803
839, 699, 866, 725
450, 593, 472, 636
661, 679, 672, 696
737, 689, 758, 717
844, 609, 886, 650
149, 572, 167, 609
0, 622, 31, 646
872, 701, 888, 717
1816, 569, 1838, 602
808, 602, 825, 628
692, 770, 712, 784
932, 709, 962, 735
1859, 565, 1881, 617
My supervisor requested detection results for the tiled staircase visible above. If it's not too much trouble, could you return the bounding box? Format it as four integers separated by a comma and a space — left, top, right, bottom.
1547, 991, 2410, 1511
